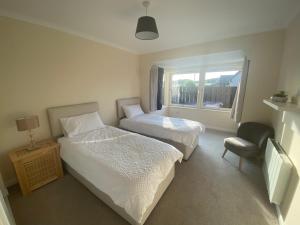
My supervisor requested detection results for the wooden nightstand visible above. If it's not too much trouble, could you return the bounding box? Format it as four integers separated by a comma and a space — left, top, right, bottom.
9, 139, 63, 195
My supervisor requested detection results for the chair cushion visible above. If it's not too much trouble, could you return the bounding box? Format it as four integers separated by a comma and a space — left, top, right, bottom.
224, 137, 259, 157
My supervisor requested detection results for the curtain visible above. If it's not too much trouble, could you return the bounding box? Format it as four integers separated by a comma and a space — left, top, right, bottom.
149, 65, 158, 112
149, 65, 164, 111
157, 67, 164, 110
231, 57, 250, 123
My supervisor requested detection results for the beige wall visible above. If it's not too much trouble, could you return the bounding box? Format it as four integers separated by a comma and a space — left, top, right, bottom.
272, 11, 300, 225
140, 30, 285, 131
0, 17, 140, 185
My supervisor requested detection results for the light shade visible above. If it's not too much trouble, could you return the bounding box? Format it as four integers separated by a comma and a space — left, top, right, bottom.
16, 116, 39, 131
135, 16, 159, 40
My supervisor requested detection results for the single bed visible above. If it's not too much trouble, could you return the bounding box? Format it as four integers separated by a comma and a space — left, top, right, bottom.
116, 97, 205, 160
47, 102, 183, 225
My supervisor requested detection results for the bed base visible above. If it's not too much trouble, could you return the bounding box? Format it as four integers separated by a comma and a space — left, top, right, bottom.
120, 128, 198, 160
64, 162, 175, 225
153, 136, 198, 160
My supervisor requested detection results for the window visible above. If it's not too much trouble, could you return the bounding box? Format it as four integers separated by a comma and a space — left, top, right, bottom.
169, 68, 241, 109
171, 73, 199, 106
203, 70, 240, 109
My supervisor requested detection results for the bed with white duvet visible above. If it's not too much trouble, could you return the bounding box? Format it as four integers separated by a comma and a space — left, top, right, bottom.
47, 102, 183, 225
117, 98, 205, 160
120, 113, 204, 149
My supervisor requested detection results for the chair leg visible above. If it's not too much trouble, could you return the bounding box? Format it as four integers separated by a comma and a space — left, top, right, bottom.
222, 149, 228, 158
239, 157, 243, 171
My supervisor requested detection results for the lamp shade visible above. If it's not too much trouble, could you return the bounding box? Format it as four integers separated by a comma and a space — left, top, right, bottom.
135, 16, 159, 40
16, 116, 39, 131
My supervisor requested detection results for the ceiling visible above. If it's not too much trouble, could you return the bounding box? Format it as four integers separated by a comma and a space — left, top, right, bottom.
1, 0, 300, 54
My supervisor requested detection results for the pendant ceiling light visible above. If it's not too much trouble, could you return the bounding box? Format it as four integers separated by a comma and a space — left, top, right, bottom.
135, 1, 159, 40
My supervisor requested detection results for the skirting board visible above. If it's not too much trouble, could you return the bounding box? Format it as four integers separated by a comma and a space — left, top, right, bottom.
205, 125, 236, 134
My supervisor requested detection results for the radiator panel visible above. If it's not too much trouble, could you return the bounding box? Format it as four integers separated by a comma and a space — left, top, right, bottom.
263, 139, 292, 205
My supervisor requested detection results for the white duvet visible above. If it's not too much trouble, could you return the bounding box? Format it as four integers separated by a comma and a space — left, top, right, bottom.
58, 126, 183, 223
120, 114, 205, 148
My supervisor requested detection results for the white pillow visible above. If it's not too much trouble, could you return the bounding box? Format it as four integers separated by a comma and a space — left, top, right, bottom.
60, 112, 105, 137
122, 104, 144, 119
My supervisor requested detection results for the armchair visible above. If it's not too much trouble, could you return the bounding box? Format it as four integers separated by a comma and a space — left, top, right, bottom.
222, 122, 274, 170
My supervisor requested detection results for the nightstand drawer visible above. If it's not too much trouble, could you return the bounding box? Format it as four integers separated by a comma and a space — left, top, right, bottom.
9, 139, 63, 195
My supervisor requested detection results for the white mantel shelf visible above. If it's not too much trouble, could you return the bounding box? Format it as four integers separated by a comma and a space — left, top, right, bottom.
263, 99, 300, 113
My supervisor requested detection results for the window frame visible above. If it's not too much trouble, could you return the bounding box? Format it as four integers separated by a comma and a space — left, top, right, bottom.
168, 70, 200, 108
168, 62, 243, 111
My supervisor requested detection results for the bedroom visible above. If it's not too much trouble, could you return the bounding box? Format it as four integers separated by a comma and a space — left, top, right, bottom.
0, 1, 300, 225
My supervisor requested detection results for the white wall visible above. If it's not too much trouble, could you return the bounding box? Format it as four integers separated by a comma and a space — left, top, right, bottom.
140, 30, 285, 131
272, 11, 300, 225
168, 106, 236, 132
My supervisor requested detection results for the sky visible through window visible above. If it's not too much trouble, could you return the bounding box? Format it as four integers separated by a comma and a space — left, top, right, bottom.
172, 73, 199, 81
205, 70, 238, 80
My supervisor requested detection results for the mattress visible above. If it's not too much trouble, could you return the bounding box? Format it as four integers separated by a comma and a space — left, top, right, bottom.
58, 126, 183, 223
119, 114, 205, 148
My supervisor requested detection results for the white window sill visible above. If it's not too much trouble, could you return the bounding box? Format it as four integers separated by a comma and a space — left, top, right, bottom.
199, 107, 232, 113
167, 105, 232, 113
168, 104, 197, 109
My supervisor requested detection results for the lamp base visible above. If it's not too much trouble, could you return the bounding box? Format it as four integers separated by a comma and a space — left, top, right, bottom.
26, 143, 40, 151
26, 129, 40, 151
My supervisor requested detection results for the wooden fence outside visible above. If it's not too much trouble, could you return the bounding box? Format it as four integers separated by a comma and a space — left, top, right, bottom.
203, 86, 237, 108
171, 86, 237, 108
171, 86, 198, 105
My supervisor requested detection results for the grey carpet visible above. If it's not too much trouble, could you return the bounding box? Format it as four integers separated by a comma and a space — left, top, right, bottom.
8, 129, 278, 225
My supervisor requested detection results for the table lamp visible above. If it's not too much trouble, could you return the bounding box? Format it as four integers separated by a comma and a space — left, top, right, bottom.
16, 115, 40, 150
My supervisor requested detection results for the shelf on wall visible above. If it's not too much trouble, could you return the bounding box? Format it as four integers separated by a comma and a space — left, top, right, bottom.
263, 99, 300, 113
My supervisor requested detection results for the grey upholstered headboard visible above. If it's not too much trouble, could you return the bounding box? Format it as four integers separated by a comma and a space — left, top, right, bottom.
116, 97, 141, 121
47, 102, 99, 138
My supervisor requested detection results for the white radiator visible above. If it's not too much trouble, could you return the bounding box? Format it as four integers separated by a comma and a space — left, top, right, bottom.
263, 138, 293, 205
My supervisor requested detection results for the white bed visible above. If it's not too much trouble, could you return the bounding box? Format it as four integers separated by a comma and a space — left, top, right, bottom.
47, 102, 183, 225
117, 97, 205, 160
